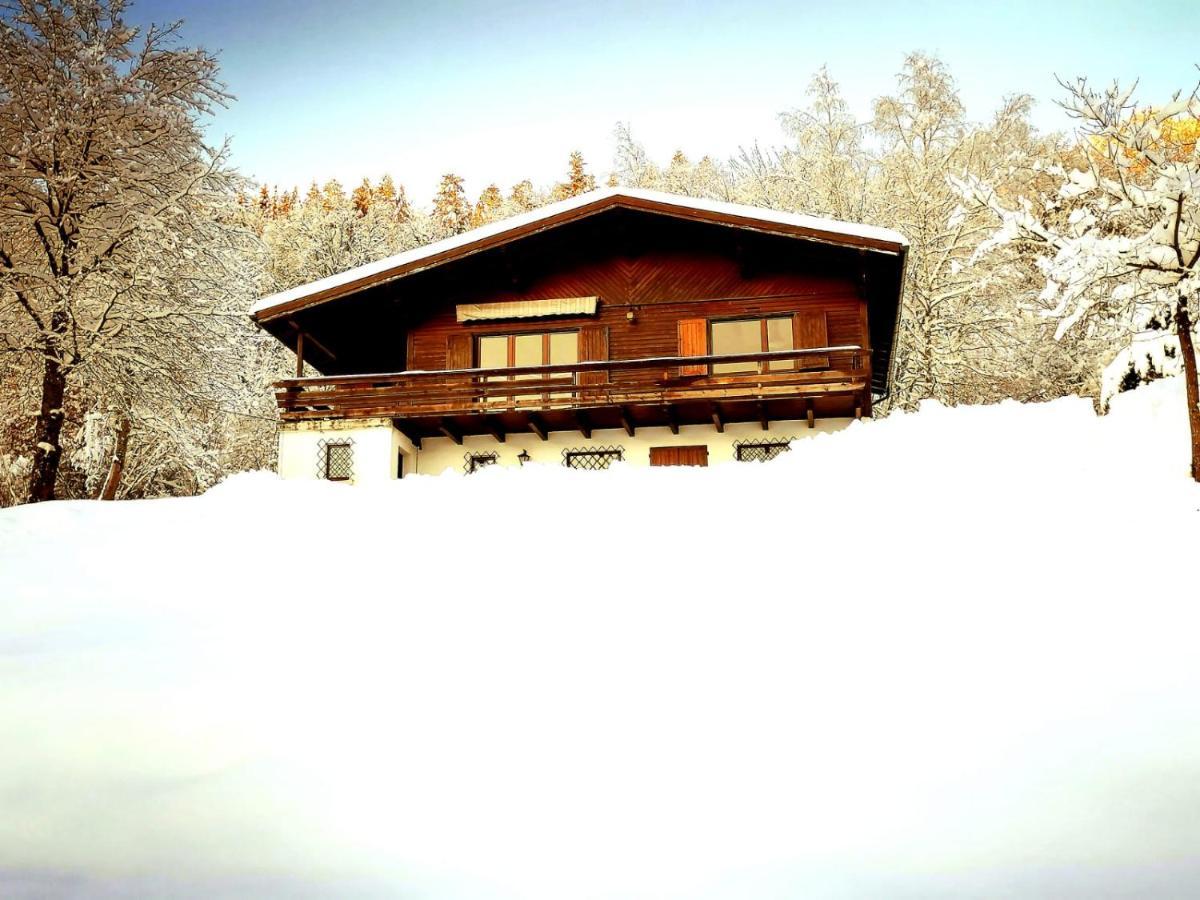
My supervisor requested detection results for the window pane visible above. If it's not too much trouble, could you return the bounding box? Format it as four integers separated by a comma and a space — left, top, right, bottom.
547, 331, 578, 402
478, 335, 507, 369
513, 334, 543, 392
711, 319, 760, 374
549, 331, 578, 364
513, 334, 542, 367
765, 316, 794, 371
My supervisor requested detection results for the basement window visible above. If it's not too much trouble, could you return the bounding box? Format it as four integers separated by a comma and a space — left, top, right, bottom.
317, 439, 354, 481
464, 451, 499, 474
734, 438, 793, 462
562, 446, 625, 470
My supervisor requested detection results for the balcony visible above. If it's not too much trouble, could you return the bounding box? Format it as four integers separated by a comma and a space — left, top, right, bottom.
274, 346, 871, 444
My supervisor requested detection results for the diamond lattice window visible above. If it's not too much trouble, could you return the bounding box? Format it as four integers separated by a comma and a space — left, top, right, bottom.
562, 446, 625, 470
464, 451, 500, 474
734, 439, 793, 462
317, 439, 354, 481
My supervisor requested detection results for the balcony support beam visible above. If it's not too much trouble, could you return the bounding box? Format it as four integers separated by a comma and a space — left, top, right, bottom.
528, 413, 548, 441
484, 417, 506, 443
664, 406, 679, 435
711, 403, 724, 433
439, 418, 463, 445
574, 411, 592, 439
620, 407, 635, 437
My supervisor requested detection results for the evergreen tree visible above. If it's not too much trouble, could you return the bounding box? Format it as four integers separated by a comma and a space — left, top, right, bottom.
352, 178, 372, 217
554, 151, 596, 200
510, 179, 537, 211
321, 179, 345, 212
471, 184, 505, 227
433, 173, 471, 235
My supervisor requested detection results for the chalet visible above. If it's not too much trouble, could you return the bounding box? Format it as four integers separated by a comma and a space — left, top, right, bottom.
252, 188, 908, 480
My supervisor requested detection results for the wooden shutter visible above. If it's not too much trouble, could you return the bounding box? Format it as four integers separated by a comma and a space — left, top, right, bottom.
578, 325, 609, 385
793, 311, 829, 369
650, 445, 709, 467
446, 332, 473, 370
678, 318, 708, 376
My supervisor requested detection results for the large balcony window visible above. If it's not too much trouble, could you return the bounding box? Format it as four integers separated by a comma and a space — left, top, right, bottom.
710, 317, 794, 374
476, 330, 579, 369
477, 330, 579, 404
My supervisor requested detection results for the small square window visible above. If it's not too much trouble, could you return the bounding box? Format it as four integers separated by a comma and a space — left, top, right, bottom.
317, 439, 354, 481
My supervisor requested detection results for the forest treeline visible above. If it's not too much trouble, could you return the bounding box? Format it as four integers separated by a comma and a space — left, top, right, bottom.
2, 1, 1198, 504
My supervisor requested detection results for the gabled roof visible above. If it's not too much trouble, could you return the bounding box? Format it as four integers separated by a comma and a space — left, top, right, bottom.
250, 187, 909, 323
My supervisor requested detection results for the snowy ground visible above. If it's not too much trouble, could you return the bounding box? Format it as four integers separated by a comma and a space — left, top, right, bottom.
1, 379, 1199, 900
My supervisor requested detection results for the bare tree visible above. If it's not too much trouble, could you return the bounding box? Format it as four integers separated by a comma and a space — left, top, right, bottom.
0, 0, 231, 501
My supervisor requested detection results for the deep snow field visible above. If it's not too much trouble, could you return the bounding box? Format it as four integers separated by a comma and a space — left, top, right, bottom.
1, 379, 1199, 899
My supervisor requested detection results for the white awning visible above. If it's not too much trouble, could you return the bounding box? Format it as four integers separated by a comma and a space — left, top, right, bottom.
455, 296, 599, 323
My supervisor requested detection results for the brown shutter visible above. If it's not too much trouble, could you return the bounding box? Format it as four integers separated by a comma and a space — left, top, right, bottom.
793, 311, 829, 369
650, 445, 709, 467
678, 318, 708, 376
578, 325, 609, 385
446, 332, 473, 370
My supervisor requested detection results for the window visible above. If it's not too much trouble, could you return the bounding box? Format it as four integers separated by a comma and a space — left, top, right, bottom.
710, 317, 793, 374
478, 330, 579, 405
477, 330, 579, 369
317, 438, 353, 481
734, 438, 794, 462
464, 451, 499, 474
562, 446, 624, 470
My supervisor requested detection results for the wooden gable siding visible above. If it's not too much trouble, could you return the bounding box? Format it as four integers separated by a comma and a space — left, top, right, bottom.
406, 250, 866, 380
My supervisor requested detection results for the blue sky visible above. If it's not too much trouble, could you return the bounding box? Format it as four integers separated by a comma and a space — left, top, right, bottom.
132, 0, 1199, 205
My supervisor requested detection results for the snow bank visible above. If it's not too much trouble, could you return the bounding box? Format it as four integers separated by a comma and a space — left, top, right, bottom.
1, 381, 1198, 899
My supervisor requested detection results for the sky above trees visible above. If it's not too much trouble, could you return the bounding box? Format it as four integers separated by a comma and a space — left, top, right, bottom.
134, 0, 1198, 202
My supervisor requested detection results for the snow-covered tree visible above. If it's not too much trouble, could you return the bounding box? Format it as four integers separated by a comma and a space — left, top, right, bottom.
778, 66, 872, 222
612, 122, 658, 188
872, 54, 1057, 407
553, 151, 596, 200
432, 173, 471, 236
509, 179, 538, 212
471, 184, 505, 227
956, 78, 1200, 480
0, 0, 235, 502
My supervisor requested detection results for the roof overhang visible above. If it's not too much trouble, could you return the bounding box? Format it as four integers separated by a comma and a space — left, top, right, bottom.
250, 187, 909, 324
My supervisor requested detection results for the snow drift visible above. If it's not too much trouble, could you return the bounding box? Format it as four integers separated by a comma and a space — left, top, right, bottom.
1, 380, 1198, 899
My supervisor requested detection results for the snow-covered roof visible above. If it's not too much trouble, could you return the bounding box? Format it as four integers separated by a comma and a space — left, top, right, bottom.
250, 187, 909, 321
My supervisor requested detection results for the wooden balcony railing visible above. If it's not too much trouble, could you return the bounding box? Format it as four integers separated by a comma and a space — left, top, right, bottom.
275, 345, 870, 422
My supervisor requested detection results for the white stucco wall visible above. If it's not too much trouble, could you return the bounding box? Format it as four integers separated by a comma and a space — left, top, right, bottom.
278, 417, 851, 481
278, 418, 416, 484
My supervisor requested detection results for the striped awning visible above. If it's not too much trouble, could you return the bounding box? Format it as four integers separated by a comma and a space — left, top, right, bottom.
456, 296, 598, 323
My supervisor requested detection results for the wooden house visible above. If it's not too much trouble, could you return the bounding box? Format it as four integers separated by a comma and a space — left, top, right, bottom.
252, 188, 908, 480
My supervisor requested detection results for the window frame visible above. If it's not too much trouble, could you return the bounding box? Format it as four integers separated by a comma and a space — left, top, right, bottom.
734, 438, 794, 462
463, 451, 499, 474
317, 439, 354, 482
707, 315, 795, 375
474, 328, 580, 370
562, 446, 625, 470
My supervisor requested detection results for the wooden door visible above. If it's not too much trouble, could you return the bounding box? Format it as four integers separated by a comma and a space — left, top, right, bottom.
650, 445, 709, 467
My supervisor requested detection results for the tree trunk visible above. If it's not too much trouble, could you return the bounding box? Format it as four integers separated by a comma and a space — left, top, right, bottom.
99, 415, 131, 501
1175, 295, 1200, 482
26, 354, 68, 503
